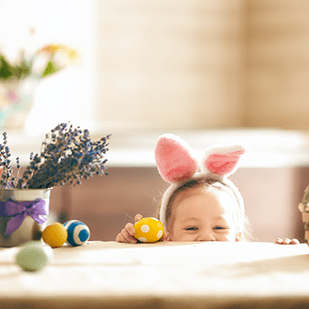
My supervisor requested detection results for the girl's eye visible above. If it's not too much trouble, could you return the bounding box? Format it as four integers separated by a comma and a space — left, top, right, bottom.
214, 226, 226, 230
185, 227, 198, 231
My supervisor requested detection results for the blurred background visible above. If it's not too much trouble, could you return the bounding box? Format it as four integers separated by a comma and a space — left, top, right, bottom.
1, 0, 309, 242
1, 0, 309, 132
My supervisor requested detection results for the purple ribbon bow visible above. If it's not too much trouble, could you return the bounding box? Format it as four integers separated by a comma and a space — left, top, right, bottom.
0, 199, 49, 235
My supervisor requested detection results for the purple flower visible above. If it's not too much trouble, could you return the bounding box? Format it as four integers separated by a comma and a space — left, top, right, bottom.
0, 122, 111, 189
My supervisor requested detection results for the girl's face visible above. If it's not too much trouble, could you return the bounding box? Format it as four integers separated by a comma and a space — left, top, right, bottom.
165, 186, 240, 242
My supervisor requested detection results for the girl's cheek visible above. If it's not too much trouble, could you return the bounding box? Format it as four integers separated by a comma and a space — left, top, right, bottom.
174, 232, 198, 242
164, 231, 173, 241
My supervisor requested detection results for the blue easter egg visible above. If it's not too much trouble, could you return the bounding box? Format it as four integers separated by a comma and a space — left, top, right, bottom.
63, 220, 90, 246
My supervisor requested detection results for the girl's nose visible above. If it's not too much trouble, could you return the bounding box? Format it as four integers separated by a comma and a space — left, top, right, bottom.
197, 231, 216, 242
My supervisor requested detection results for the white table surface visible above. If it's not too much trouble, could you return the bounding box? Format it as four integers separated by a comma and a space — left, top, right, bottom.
1, 241, 309, 309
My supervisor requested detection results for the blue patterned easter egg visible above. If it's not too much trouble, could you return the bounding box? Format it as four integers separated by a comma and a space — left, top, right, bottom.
63, 220, 90, 246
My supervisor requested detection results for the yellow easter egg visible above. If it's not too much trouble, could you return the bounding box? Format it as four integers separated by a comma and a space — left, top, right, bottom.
42, 223, 68, 248
134, 217, 164, 243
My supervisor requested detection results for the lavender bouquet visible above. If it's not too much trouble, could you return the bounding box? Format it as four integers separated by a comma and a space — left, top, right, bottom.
0, 122, 111, 189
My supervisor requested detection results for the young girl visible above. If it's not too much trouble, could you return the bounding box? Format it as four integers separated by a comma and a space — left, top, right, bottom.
116, 134, 299, 245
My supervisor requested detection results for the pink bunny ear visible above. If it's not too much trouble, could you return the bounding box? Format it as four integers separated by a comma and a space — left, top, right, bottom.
155, 134, 198, 183
201, 144, 246, 177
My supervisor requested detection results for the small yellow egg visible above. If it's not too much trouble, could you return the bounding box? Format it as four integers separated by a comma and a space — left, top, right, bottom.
134, 217, 164, 243
42, 223, 68, 248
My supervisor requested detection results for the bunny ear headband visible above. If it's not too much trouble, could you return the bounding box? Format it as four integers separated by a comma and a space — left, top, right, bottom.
154, 133, 246, 230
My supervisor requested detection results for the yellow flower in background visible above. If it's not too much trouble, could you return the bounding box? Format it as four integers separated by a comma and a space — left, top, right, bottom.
0, 43, 80, 81
40, 44, 81, 65
38, 44, 81, 78
0, 37, 82, 130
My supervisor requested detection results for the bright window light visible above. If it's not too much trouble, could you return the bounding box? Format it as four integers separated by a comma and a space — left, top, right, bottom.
0, 0, 95, 135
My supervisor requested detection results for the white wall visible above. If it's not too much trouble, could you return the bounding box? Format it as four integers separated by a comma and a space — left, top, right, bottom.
244, 0, 309, 129
93, 0, 245, 130
92, 0, 309, 131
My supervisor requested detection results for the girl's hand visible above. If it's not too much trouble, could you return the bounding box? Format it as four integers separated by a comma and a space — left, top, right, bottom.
115, 214, 143, 243
275, 238, 300, 244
